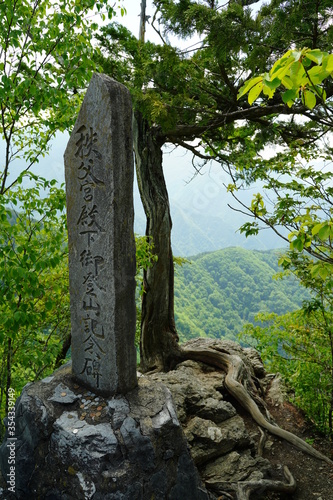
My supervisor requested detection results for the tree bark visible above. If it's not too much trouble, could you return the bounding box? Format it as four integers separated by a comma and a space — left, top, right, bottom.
133, 111, 181, 372
55, 328, 71, 369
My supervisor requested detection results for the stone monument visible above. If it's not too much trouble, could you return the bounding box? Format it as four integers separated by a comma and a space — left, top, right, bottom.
0, 74, 211, 499
64, 73, 137, 395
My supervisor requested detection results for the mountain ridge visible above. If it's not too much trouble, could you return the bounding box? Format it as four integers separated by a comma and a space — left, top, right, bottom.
174, 246, 309, 343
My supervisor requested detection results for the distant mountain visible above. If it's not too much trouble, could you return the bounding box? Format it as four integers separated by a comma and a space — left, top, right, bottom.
134, 196, 286, 257
134, 149, 286, 256
174, 247, 309, 343
5, 133, 286, 257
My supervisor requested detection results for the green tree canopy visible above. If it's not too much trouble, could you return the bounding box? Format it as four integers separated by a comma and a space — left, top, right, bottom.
97, 0, 333, 370
0, 0, 120, 194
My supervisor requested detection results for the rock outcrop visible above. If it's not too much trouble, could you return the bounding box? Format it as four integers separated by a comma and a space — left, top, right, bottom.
0, 338, 296, 499
0, 363, 210, 499
151, 354, 273, 497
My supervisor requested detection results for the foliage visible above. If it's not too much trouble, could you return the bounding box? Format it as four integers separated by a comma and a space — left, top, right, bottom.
235, 27, 333, 435
231, 24, 333, 280
0, 0, 121, 195
238, 47, 333, 109
241, 305, 333, 435
174, 247, 309, 343
0, 173, 69, 436
134, 235, 158, 348
230, 150, 333, 268
97, 1, 333, 365
96, 1, 333, 156
135, 235, 158, 292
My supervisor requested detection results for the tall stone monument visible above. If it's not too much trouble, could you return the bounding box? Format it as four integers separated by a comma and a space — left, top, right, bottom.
0, 75, 211, 500
64, 73, 137, 395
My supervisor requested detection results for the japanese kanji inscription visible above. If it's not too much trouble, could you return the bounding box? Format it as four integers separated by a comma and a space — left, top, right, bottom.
64, 73, 137, 395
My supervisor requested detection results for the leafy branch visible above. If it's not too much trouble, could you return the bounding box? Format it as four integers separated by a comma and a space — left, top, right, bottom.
238, 47, 333, 110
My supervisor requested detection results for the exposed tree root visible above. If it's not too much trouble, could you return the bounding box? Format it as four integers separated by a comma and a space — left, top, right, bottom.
181, 339, 333, 466
257, 427, 267, 457
235, 465, 296, 499
217, 493, 234, 500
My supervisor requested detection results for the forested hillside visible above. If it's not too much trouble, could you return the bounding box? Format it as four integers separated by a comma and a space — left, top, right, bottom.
133, 168, 285, 256
174, 247, 309, 342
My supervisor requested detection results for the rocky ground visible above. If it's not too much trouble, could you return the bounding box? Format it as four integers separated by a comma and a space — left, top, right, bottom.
1, 339, 332, 499
151, 341, 333, 500
249, 401, 333, 500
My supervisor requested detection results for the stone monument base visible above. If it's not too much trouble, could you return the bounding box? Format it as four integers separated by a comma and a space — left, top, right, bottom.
0, 363, 210, 499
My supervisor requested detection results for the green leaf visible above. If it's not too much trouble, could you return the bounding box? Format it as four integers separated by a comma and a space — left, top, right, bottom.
307, 66, 330, 85
270, 56, 295, 80
318, 225, 330, 241
290, 238, 304, 252
292, 50, 303, 60
302, 90, 316, 109
248, 82, 263, 105
282, 89, 298, 107
278, 256, 291, 266
237, 76, 263, 100
14, 310, 26, 324
302, 56, 312, 68
281, 75, 293, 89
323, 54, 333, 72
263, 77, 281, 91
318, 266, 329, 280
270, 52, 293, 77
45, 300, 53, 311
305, 49, 325, 65
262, 84, 274, 98
289, 60, 303, 85
312, 223, 323, 235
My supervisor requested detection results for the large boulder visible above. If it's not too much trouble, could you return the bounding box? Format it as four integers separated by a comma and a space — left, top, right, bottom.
0, 363, 211, 499
1, 339, 284, 499
150, 345, 274, 498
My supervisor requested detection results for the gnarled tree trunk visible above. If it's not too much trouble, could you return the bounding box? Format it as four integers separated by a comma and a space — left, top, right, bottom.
133, 111, 181, 372
132, 113, 333, 469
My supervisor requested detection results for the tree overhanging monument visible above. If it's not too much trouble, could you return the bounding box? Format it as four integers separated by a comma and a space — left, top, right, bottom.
96, 0, 333, 376
0, 71, 332, 499
64, 73, 137, 395
0, 74, 210, 499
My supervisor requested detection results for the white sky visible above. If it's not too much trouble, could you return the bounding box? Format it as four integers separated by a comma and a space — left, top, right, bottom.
117, 0, 161, 43
0, 0, 288, 252
118, 0, 266, 42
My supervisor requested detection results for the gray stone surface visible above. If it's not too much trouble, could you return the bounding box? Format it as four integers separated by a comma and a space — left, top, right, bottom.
51, 411, 119, 467
0, 363, 210, 499
266, 374, 286, 405
243, 347, 266, 378
49, 383, 80, 404
150, 359, 232, 424
151, 344, 273, 498
184, 415, 251, 465
0, 339, 277, 499
64, 73, 137, 396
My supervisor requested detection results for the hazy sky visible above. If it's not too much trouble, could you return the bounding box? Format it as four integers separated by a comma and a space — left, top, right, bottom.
0, 0, 276, 252
1, 0, 266, 188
